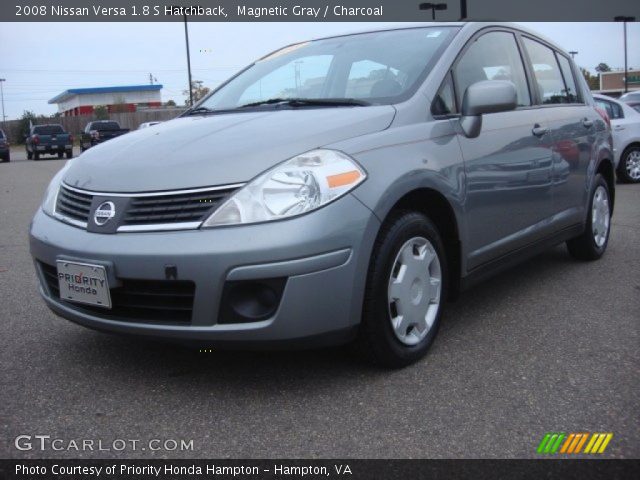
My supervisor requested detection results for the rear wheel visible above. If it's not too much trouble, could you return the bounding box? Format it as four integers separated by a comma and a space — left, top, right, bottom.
33, 151, 40, 161
617, 145, 640, 183
567, 174, 611, 260
355, 211, 448, 368
58, 151, 64, 159
66, 150, 73, 159
27, 148, 33, 160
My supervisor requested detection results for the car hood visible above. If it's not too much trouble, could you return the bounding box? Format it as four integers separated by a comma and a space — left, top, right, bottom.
63, 106, 396, 192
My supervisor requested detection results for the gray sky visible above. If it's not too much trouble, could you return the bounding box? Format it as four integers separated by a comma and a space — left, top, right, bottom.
1, 22, 639, 120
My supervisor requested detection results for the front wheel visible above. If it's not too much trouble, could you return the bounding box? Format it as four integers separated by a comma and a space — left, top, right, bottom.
355, 211, 448, 368
567, 174, 611, 260
617, 145, 640, 183
33, 151, 40, 161
65, 150, 73, 159
27, 149, 33, 160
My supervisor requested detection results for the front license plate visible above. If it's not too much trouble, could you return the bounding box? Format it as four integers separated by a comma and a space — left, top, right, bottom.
56, 261, 111, 308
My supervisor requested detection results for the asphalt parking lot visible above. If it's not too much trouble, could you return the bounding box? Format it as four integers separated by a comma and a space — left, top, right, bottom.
1, 154, 638, 459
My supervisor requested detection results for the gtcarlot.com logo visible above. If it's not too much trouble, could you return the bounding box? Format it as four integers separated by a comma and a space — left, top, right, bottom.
14, 435, 194, 452
537, 432, 613, 455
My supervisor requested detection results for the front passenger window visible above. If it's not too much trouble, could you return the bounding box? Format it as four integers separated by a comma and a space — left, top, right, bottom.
454, 31, 531, 108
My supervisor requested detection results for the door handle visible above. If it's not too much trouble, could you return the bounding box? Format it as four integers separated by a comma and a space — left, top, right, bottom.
614, 125, 625, 131
532, 124, 549, 137
582, 118, 594, 128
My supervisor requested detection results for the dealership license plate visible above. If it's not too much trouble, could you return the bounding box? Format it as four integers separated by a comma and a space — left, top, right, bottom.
56, 261, 111, 308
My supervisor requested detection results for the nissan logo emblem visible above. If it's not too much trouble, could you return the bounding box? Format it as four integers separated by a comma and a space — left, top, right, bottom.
94, 201, 116, 226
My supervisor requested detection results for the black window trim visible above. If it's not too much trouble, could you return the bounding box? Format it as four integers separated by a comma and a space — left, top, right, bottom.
519, 34, 587, 108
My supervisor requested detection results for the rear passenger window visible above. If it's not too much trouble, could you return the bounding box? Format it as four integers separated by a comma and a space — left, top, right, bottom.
454, 31, 531, 108
556, 55, 580, 103
523, 37, 574, 105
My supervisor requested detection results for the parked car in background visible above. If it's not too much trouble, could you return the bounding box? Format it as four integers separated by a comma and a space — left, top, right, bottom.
594, 94, 640, 183
80, 120, 129, 151
0, 129, 9, 162
138, 121, 162, 129
30, 23, 615, 367
25, 124, 73, 160
619, 91, 640, 104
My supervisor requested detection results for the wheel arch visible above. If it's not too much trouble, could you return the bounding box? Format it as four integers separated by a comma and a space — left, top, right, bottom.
596, 157, 615, 214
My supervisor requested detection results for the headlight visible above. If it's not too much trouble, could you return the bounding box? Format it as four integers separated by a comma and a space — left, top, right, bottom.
41, 162, 72, 216
202, 149, 366, 228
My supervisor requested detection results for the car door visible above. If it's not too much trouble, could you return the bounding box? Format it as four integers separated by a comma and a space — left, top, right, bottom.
595, 96, 638, 169
521, 37, 600, 230
452, 30, 554, 270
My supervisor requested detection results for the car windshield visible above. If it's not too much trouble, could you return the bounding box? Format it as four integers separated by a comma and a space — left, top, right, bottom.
195, 27, 458, 111
93, 122, 120, 131
34, 125, 64, 135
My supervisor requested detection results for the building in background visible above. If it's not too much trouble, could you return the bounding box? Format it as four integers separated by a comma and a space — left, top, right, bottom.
49, 85, 163, 116
599, 69, 640, 97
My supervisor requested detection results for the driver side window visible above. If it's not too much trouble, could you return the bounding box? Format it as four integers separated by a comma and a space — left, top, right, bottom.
453, 31, 531, 108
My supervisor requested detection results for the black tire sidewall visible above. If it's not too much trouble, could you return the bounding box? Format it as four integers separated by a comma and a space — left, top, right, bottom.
363, 212, 448, 366
585, 174, 611, 257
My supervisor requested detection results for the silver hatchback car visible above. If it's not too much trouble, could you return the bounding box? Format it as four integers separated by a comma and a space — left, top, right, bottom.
30, 23, 614, 367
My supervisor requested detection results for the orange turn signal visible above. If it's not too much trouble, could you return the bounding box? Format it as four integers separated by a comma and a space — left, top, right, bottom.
326, 170, 361, 188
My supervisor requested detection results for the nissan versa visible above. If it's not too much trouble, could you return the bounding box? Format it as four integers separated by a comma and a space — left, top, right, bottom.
30, 23, 614, 367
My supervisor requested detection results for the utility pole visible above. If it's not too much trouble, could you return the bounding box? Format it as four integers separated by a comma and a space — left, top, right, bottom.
614, 16, 636, 94
0, 79, 5, 126
183, 14, 194, 106
419, 2, 448, 20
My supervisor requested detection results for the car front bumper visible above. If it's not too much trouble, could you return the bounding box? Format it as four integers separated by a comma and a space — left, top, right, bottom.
29, 194, 380, 347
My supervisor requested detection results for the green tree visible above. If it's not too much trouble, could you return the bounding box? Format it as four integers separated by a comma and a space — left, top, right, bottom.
595, 63, 611, 73
165, 99, 177, 107
183, 80, 210, 106
94, 105, 109, 120
16, 110, 37, 143
581, 68, 599, 91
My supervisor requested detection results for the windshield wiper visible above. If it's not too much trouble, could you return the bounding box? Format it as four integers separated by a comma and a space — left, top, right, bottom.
184, 106, 218, 116
239, 98, 370, 108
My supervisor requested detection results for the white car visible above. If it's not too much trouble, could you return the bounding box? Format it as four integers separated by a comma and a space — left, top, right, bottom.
594, 94, 640, 183
138, 121, 162, 129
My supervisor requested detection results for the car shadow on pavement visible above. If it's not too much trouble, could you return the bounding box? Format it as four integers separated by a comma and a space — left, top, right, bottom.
55, 244, 579, 386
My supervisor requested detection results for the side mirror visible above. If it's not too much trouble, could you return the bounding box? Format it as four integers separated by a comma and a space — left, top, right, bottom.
460, 80, 517, 138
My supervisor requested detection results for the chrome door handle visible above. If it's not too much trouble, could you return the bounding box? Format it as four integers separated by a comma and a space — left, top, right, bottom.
582, 118, 594, 128
614, 125, 625, 131
532, 125, 549, 137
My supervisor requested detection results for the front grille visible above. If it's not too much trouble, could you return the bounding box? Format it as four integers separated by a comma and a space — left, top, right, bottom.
55, 185, 92, 224
54, 183, 240, 231
122, 188, 235, 225
40, 262, 195, 324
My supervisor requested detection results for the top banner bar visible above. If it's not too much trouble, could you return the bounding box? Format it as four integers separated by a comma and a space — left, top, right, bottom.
2, 0, 639, 22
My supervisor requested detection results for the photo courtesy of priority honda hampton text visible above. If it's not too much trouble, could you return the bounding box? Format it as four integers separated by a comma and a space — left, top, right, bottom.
30, 23, 614, 367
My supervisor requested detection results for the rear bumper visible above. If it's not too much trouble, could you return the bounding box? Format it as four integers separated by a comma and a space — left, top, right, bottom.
35, 145, 71, 152
29, 194, 380, 347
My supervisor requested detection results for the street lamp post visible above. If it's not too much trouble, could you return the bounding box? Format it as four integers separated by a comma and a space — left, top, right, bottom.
614, 16, 636, 94
183, 14, 194, 107
569, 51, 578, 60
0, 78, 6, 127
419, 2, 448, 20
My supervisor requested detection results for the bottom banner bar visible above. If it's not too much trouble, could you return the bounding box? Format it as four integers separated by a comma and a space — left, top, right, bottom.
1, 459, 638, 480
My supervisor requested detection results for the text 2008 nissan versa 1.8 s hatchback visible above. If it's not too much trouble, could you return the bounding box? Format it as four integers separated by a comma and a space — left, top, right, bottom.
30, 23, 614, 367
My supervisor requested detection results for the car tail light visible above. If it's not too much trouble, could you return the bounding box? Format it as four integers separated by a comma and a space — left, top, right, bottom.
33, 134, 40, 144
69, 134, 74, 143
595, 106, 611, 129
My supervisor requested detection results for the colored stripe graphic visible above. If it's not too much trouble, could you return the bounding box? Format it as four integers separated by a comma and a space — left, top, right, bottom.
538, 433, 613, 454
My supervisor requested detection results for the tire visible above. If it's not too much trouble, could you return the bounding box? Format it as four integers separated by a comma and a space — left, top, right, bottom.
34, 151, 40, 161
616, 145, 640, 183
27, 149, 33, 160
355, 210, 448, 368
567, 174, 611, 260
58, 151, 64, 159
66, 150, 73, 159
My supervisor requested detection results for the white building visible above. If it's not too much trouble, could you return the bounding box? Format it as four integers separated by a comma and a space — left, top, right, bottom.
49, 85, 163, 116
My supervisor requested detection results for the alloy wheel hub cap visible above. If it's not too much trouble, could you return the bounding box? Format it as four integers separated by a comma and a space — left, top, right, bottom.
592, 185, 610, 248
388, 236, 442, 346
626, 150, 640, 180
